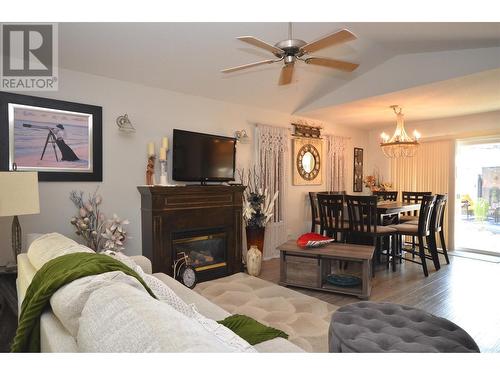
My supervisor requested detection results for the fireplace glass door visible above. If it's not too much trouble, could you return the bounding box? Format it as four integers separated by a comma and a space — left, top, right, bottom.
172, 232, 227, 272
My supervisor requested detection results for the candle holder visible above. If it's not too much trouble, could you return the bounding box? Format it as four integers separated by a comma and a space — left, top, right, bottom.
146, 155, 156, 185
159, 158, 168, 186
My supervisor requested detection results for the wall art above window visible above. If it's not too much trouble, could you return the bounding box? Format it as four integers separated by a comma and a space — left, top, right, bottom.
291, 122, 322, 138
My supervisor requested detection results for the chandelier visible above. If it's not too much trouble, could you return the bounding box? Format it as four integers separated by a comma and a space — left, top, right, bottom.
380, 105, 420, 158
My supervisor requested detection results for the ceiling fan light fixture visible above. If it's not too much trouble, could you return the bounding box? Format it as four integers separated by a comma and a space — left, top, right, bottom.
380, 105, 420, 158
284, 55, 295, 65
221, 23, 359, 85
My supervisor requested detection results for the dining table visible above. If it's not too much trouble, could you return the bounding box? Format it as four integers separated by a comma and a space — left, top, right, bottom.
377, 201, 421, 216
313, 197, 423, 233
375, 200, 421, 227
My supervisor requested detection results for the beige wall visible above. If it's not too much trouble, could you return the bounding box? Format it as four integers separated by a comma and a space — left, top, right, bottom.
0, 68, 368, 266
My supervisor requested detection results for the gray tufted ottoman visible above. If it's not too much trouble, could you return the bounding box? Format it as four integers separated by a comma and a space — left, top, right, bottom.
329, 302, 480, 353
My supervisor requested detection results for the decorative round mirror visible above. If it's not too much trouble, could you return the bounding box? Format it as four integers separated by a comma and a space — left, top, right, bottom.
302, 152, 315, 173
296, 144, 321, 181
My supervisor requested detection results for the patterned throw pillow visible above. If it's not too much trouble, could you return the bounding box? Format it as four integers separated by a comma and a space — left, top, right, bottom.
296, 233, 335, 249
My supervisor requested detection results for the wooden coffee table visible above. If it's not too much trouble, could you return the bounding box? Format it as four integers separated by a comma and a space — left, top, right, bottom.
277, 240, 375, 299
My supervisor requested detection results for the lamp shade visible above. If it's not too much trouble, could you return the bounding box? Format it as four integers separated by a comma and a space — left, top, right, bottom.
0, 172, 40, 217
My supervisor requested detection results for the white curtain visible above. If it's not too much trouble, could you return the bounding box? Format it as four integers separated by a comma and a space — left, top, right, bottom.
255, 124, 289, 259
325, 134, 347, 192
391, 140, 453, 245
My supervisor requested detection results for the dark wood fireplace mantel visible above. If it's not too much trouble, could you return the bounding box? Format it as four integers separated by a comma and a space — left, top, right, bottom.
137, 185, 245, 281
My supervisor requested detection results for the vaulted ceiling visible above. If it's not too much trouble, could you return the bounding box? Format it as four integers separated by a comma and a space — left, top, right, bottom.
59, 22, 500, 124
299, 65, 500, 129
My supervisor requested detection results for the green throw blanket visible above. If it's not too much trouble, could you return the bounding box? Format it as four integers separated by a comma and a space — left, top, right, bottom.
218, 314, 288, 345
11, 252, 156, 353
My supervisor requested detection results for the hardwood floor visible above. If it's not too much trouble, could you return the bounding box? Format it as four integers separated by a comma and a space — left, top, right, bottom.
259, 253, 500, 353
0, 274, 17, 353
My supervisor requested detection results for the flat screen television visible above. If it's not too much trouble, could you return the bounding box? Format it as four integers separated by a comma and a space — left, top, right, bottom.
172, 129, 236, 183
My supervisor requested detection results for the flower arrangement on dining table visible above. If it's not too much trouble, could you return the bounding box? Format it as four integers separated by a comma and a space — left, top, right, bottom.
69, 189, 130, 252
238, 168, 279, 228
364, 174, 392, 192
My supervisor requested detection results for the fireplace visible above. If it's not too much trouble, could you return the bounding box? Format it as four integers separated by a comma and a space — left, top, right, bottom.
172, 230, 227, 281
138, 185, 244, 282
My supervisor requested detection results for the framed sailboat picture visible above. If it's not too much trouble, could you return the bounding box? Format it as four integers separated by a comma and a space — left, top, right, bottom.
0, 92, 102, 181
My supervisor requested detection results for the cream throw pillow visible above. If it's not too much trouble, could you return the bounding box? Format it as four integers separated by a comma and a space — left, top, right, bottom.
27, 232, 94, 270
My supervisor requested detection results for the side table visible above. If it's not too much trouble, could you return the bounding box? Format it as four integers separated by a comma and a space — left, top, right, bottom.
0, 265, 17, 275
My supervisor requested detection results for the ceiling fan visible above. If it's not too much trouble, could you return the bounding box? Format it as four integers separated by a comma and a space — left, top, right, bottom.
221, 23, 360, 85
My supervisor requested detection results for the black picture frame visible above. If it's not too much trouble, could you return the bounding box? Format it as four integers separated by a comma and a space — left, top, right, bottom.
353, 147, 363, 192
0, 91, 102, 181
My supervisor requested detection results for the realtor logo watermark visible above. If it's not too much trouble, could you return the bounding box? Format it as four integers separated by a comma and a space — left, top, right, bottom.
1, 23, 58, 91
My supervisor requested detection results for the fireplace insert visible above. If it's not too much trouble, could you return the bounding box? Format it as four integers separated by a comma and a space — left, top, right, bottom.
172, 230, 227, 282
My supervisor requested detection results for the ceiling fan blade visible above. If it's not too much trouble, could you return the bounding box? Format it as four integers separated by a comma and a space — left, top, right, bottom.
221, 59, 278, 73
305, 57, 359, 72
279, 64, 294, 85
301, 29, 357, 54
237, 36, 285, 55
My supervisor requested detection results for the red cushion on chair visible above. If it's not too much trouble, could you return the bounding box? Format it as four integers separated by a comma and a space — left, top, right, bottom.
296, 233, 335, 249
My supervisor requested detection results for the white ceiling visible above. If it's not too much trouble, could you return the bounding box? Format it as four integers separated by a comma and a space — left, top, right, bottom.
301, 68, 500, 129
59, 22, 500, 115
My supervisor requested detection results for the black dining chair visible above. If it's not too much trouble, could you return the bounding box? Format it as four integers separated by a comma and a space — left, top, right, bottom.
389, 195, 438, 277
374, 191, 399, 226
309, 191, 345, 232
317, 193, 348, 242
400, 191, 432, 222
407, 194, 449, 268
345, 195, 398, 270
433, 194, 450, 265
308, 192, 321, 233
373, 191, 398, 202
399, 191, 432, 254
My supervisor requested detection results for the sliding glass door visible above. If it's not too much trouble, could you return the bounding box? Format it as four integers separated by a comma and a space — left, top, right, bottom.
455, 139, 500, 255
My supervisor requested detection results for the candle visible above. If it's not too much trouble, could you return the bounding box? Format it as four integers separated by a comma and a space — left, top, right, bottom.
160, 147, 167, 160
162, 136, 169, 151
147, 142, 155, 157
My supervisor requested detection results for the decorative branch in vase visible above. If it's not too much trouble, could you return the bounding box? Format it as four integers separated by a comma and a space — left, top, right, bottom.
238, 168, 279, 253
69, 189, 130, 252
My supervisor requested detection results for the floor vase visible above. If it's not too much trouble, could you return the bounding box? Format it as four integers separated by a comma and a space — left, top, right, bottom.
245, 226, 265, 254
246, 245, 262, 276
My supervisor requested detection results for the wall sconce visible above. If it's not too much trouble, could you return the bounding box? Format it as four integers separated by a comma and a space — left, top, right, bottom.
116, 114, 136, 133
234, 129, 250, 144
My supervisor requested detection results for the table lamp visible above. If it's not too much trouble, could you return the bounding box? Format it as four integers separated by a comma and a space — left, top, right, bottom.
0, 172, 40, 263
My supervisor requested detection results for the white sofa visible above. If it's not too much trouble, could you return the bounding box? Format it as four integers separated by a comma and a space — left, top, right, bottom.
16, 234, 302, 353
